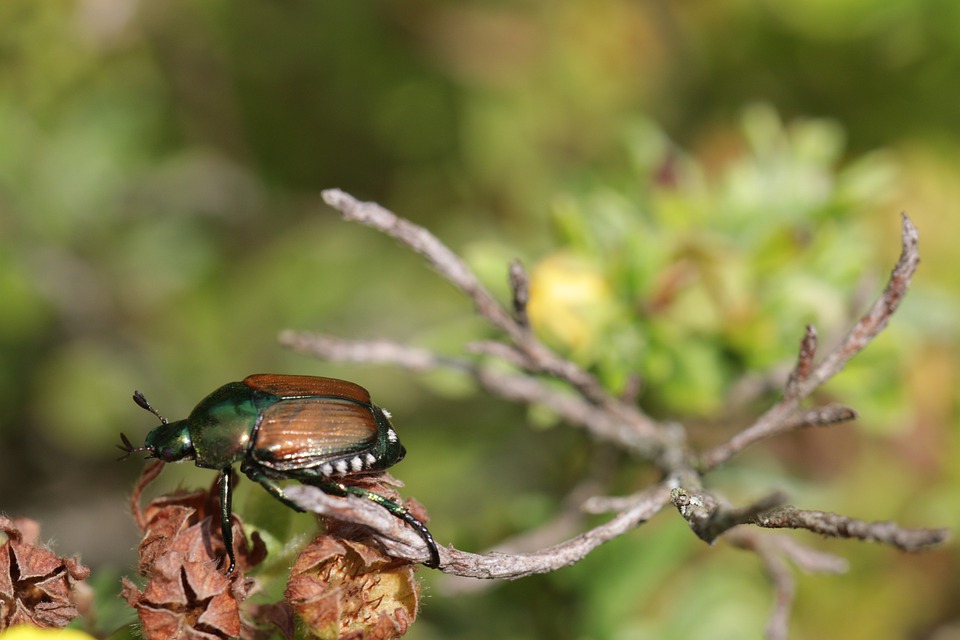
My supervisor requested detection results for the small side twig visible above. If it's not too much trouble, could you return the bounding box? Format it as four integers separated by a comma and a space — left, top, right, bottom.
771, 535, 849, 574
699, 213, 921, 471
759, 542, 794, 640
752, 506, 950, 552
509, 259, 531, 328
278, 331, 470, 372
784, 325, 817, 399
784, 404, 858, 429
728, 528, 848, 640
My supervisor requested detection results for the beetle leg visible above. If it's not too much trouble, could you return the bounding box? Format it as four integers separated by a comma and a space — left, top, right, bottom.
242, 464, 307, 513
219, 469, 236, 574
314, 481, 441, 570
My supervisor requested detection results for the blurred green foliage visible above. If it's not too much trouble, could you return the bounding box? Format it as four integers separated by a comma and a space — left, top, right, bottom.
527, 105, 904, 418
0, 1, 958, 639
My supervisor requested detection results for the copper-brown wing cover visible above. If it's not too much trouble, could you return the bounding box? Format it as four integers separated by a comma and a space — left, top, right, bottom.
243, 374, 372, 404
253, 397, 378, 470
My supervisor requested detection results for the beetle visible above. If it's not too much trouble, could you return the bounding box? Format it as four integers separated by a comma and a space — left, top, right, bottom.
118, 373, 440, 572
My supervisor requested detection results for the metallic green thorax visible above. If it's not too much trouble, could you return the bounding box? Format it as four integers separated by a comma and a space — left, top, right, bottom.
143, 382, 260, 467
171, 382, 261, 469
125, 374, 438, 572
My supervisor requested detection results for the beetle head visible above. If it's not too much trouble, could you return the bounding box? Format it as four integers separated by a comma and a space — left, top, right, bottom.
143, 419, 195, 463
117, 390, 196, 463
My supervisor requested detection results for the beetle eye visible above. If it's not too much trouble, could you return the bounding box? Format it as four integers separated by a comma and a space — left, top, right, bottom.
160, 447, 178, 462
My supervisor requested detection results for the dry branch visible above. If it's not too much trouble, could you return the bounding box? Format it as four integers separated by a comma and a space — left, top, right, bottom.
284, 482, 672, 579
281, 192, 949, 638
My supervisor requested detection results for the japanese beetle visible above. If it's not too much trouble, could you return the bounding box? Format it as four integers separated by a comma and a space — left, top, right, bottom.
118, 373, 440, 572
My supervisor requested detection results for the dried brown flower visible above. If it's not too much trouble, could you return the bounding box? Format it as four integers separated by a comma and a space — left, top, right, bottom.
285, 533, 421, 640
0, 516, 90, 631
122, 552, 249, 640
123, 464, 267, 639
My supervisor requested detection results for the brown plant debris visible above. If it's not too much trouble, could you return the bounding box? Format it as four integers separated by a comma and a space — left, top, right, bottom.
286, 534, 421, 640
123, 466, 267, 639
0, 516, 90, 631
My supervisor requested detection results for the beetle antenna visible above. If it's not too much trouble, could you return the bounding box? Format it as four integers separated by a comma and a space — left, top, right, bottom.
133, 390, 168, 425
116, 432, 151, 460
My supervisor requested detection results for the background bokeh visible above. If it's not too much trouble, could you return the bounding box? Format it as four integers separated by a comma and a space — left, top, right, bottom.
1, 1, 958, 638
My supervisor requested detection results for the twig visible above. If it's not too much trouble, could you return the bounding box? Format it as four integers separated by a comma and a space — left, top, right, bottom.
322, 189, 520, 340
583, 487, 661, 515
728, 528, 848, 640
771, 535, 849, 574
280, 330, 659, 454
509, 259, 531, 328
784, 404, 858, 429
474, 368, 660, 454
760, 543, 794, 640
466, 340, 530, 368
284, 482, 673, 579
699, 214, 921, 471
799, 212, 920, 395
784, 325, 818, 399
441, 477, 606, 595
752, 506, 950, 552
727, 531, 794, 640
278, 331, 470, 373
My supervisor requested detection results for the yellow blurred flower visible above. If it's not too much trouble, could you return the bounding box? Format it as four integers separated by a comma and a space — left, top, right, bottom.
527, 251, 616, 355
0, 628, 96, 640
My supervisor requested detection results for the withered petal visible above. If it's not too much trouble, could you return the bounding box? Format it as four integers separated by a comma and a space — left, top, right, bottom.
370, 608, 409, 640
141, 553, 189, 607
32, 571, 73, 602
137, 603, 189, 640
29, 599, 80, 628
131, 461, 166, 531
65, 556, 91, 581
11, 541, 63, 580
181, 557, 232, 601
166, 519, 218, 564
120, 576, 143, 607
289, 537, 347, 577
0, 545, 14, 599
196, 591, 241, 638
342, 540, 392, 571
144, 491, 210, 528
285, 572, 331, 604
285, 533, 421, 640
